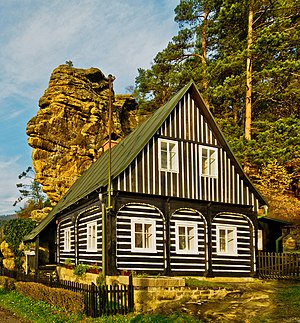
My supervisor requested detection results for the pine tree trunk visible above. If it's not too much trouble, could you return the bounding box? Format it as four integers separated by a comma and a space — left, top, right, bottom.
245, 1, 253, 140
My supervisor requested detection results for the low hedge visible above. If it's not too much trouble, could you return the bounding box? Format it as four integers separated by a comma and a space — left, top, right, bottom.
15, 281, 84, 313
0, 276, 16, 291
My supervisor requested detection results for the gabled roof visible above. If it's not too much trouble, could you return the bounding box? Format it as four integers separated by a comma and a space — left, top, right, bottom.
24, 81, 267, 241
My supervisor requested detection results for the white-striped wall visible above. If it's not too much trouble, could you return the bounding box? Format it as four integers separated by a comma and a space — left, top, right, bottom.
211, 213, 254, 275
116, 93, 260, 211
170, 209, 207, 275
116, 203, 165, 273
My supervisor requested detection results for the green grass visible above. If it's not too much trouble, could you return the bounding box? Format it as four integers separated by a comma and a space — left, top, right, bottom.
250, 283, 300, 322
270, 284, 300, 320
0, 288, 202, 323
0, 288, 84, 323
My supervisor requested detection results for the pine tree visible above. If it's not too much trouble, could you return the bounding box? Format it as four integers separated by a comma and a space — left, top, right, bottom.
134, 0, 300, 125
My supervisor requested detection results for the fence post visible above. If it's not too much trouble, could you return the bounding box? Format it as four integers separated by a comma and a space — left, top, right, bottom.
128, 274, 134, 313
90, 283, 96, 318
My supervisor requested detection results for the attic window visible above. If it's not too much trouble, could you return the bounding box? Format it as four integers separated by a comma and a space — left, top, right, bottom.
158, 139, 178, 172
200, 146, 218, 177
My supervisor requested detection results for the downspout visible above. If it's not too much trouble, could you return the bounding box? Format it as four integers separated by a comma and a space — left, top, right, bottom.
258, 205, 268, 218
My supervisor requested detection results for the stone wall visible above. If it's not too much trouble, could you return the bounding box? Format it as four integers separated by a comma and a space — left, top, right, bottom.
133, 278, 234, 312
56, 269, 251, 313
110, 276, 247, 313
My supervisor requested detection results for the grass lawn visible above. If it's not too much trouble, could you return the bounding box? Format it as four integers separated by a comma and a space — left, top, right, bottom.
250, 282, 300, 322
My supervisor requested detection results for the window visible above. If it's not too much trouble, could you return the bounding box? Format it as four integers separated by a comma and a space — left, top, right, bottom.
175, 221, 198, 254
87, 221, 97, 251
216, 226, 237, 255
200, 146, 218, 177
131, 218, 156, 252
257, 229, 263, 251
159, 139, 178, 172
64, 228, 71, 252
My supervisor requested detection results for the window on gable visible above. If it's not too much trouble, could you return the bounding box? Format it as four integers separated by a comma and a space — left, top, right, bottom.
159, 139, 178, 172
175, 221, 198, 254
64, 228, 71, 252
131, 218, 156, 252
216, 225, 237, 255
87, 221, 97, 251
201, 146, 218, 177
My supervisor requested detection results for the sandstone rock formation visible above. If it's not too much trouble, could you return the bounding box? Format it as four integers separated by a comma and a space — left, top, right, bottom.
0, 240, 15, 270
27, 65, 142, 203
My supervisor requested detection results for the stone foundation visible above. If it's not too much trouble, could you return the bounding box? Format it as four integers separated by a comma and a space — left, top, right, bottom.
115, 276, 252, 312
56, 268, 255, 313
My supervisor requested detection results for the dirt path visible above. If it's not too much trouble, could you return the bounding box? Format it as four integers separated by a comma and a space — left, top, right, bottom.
155, 280, 300, 322
183, 281, 300, 322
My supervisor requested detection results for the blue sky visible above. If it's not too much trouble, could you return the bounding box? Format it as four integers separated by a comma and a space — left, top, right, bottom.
0, 0, 178, 216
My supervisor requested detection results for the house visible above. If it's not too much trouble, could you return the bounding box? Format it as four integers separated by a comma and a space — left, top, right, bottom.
24, 81, 268, 277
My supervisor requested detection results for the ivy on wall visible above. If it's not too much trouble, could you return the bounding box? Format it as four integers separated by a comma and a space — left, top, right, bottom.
3, 219, 36, 268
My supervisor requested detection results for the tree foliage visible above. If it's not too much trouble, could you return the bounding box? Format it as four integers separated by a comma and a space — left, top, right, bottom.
259, 160, 293, 193
218, 115, 300, 172
13, 167, 50, 218
4, 219, 36, 254
134, 0, 300, 122
3, 218, 36, 268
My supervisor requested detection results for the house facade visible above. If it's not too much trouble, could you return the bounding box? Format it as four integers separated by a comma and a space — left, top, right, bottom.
25, 81, 267, 277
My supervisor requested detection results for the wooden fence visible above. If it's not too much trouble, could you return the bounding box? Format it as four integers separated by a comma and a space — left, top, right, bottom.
0, 267, 134, 317
57, 278, 134, 317
257, 252, 300, 279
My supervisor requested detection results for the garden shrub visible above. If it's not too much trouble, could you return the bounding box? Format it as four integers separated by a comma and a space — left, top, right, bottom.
15, 282, 84, 313
73, 263, 89, 277
0, 276, 16, 291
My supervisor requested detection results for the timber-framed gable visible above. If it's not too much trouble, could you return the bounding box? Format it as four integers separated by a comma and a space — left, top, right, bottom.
114, 89, 262, 212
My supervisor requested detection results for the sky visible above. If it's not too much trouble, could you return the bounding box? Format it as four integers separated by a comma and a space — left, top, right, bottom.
0, 0, 179, 216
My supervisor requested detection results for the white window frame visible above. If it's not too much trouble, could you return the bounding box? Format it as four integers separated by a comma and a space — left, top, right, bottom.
131, 218, 156, 253
216, 225, 237, 255
87, 221, 97, 252
200, 146, 218, 177
175, 221, 198, 254
158, 138, 179, 173
64, 228, 71, 252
